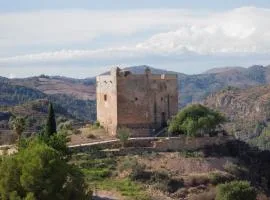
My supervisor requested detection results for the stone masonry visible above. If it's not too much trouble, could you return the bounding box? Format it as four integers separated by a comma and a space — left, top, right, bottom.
96, 67, 178, 137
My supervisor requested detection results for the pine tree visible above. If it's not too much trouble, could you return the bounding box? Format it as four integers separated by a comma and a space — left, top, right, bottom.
45, 102, 57, 136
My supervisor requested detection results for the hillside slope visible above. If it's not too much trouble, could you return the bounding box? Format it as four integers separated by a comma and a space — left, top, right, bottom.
0, 81, 96, 121
5, 64, 270, 107
204, 85, 270, 138
10, 75, 96, 100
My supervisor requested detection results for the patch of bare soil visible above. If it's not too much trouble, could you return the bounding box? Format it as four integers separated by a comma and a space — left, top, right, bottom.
68, 127, 115, 145
138, 152, 235, 175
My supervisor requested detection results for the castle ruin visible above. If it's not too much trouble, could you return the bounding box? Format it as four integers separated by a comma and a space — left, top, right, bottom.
96, 67, 178, 137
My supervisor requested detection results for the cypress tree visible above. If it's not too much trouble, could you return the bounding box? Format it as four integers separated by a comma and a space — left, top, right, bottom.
45, 102, 57, 136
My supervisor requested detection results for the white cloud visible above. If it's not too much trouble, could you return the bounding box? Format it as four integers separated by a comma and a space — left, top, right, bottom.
137, 7, 270, 54
0, 9, 202, 48
1, 7, 270, 66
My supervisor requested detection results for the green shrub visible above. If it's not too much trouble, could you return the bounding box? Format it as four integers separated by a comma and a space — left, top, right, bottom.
86, 133, 96, 139
129, 163, 148, 181
179, 150, 203, 158
0, 140, 91, 200
223, 162, 248, 178
185, 174, 210, 187
168, 104, 226, 136
118, 157, 138, 172
209, 172, 233, 185
117, 127, 130, 148
216, 180, 257, 200
93, 121, 100, 128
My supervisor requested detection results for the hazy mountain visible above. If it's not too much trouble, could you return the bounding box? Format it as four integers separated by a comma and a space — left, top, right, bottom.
2, 64, 270, 108
124, 65, 185, 76
203, 66, 245, 74
9, 75, 96, 101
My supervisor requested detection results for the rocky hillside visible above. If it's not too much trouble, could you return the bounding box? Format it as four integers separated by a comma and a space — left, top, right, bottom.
204, 85, 270, 139
180, 65, 270, 106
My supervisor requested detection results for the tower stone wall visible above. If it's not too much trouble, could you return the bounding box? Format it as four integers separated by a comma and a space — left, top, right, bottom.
96, 67, 178, 136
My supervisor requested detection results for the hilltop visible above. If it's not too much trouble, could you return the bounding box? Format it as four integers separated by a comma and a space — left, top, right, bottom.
5, 64, 270, 107
203, 66, 245, 74
10, 75, 96, 101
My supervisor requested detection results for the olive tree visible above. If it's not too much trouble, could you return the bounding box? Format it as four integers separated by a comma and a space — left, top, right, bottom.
168, 104, 226, 137
9, 116, 26, 139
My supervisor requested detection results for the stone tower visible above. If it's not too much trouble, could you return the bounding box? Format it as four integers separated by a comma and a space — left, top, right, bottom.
96, 67, 178, 137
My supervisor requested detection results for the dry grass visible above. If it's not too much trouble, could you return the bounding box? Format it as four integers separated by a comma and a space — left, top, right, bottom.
184, 174, 210, 187
138, 152, 233, 176
189, 187, 216, 200
69, 125, 115, 145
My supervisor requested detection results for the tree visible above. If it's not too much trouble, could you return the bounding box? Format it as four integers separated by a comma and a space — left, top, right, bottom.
216, 180, 257, 200
168, 104, 226, 137
117, 127, 130, 148
9, 116, 26, 139
0, 140, 91, 200
45, 102, 57, 137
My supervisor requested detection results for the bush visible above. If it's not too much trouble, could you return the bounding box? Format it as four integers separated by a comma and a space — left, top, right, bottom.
189, 188, 216, 200
0, 140, 91, 200
168, 104, 226, 136
129, 163, 148, 181
216, 181, 257, 200
93, 121, 100, 128
9, 116, 26, 139
209, 172, 233, 185
185, 174, 210, 187
117, 127, 130, 148
86, 133, 96, 139
223, 162, 248, 178
118, 157, 138, 172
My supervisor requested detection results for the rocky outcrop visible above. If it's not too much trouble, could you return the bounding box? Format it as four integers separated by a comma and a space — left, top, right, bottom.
204, 85, 270, 137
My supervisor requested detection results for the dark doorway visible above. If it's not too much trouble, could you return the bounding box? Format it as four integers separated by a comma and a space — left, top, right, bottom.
161, 112, 166, 127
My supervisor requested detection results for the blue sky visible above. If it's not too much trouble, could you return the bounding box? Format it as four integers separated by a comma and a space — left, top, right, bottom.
1, 0, 270, 11
1, 0, 270, 78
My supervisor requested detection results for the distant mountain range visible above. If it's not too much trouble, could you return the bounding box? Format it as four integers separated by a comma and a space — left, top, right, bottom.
2, 64, 270, 142
2, 64, 270, 107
